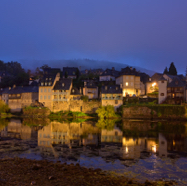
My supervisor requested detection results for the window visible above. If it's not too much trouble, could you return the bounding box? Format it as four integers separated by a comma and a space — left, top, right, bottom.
44, 88, 47, 92
44, 96, 46, 100
126, 82, 128, 86
161, 81, 164, 83
48, 95, 50, 99
41, 82, 44, 86
131, 76, 133, 80
40, 95, 43, 100
46, 78, 48, 80
126, 76, 129, 79
48, 88, 51, 92
62, 83, 65, 87
72, 89, 74, 93
131, 82, 133, 86
115, 100, 118, 104
48, 82, 51, 86
160, 93, 164, 96
41, 88, 43, 92
45, 82, 47, 86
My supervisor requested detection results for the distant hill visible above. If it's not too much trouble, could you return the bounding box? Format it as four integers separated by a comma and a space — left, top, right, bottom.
20, 59, 156, 76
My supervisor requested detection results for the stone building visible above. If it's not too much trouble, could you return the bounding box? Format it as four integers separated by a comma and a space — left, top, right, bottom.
83, 81, 98, 99
115, 67, 141, 97
101, 85, 123, 110
39, 73, 60, 109
8, 86, 38, 112
99, 68, 119, 81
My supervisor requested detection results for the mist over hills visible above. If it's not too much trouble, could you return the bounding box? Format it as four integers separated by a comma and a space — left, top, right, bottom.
21, 59, 156, 76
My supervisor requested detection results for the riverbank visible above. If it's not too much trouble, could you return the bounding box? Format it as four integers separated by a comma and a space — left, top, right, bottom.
0, 158, 177, 186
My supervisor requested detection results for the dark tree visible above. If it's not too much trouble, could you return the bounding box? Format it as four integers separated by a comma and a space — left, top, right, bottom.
169, 62, 177, 75
163, 67, 169, 74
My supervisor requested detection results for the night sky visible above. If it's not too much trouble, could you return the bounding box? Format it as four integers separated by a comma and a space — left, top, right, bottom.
0, 0, 187, 74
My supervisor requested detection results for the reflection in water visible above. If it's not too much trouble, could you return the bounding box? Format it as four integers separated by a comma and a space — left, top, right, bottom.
1, 118, 187, 183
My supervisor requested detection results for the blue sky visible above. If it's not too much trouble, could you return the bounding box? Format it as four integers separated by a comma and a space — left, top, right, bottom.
0, 0, 187, 74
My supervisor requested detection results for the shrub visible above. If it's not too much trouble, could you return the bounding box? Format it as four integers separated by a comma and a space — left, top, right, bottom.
96, 105, 118, 119
0, 101, 10, 113
81, 95, 89, 102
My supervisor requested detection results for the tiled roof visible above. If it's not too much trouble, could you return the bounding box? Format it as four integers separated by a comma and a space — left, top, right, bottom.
53, 79, 72, 90
1, 87, 10, 94
100, 68, 119, 77
43, 68, 61, 75
70, 87, 81, 95
8, 86, 39, 94
158, 76, 167, 81
62, 67, 79, 77
117, 67, 139, 77
101, 85, 122, 94
84, 82, 98, 88
151, 73, 163, 82
168, 77, 186, 88
40, 75, 55, 86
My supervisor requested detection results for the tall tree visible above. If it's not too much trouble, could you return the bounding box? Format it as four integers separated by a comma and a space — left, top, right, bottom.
169, 62, 177, 75
163, 67, 169, 74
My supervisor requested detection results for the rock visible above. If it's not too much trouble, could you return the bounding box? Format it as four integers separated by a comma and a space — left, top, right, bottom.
31, 181, 36, 185
49, 176, 55, 180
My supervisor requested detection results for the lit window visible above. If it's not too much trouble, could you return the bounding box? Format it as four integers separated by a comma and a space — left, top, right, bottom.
45, 82, 47, 86
126, 82, 128, 86
41, 82, 44, 86
62, 83, 65, 87
49, 82, 51, 86
160, 93, 164, 96
46, 78, 48, 80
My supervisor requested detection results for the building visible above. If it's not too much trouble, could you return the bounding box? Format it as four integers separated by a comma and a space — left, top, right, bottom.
8, 85, 38, 112
100, 85, 123, 110
99, 68, 119, 81
39, 73, 60, 109
1, 87, 10, 104
83, 82, 98, 99
62, 67, 79, 79
70, 87, 82, 100
116, 67, 141, 97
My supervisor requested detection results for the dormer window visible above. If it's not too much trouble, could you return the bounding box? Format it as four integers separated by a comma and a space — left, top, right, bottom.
49, 82, 51, 86
45, 82, 47, 86
72, 89, 74, 93
46, 78, 48, 80
41, 82, 44, 86
62, 83, 65, 87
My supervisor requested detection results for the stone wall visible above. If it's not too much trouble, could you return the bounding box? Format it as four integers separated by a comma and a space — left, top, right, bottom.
52, 100, 101, 113
123, 105, 186, 119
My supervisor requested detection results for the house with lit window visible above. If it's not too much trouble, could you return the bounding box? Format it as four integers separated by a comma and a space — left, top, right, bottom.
39, 73, 60, 109
101, 85, 123, 110
115, 67, 141, 97
158, 76, 186, 104
70, 87, 82, 100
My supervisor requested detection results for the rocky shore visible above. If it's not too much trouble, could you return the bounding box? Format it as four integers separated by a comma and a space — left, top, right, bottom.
0, 158, 177, 186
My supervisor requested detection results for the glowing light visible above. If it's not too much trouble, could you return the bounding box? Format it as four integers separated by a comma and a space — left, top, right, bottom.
152, 83, 156, 87
152, 145, 156, 153
126, 146, 128, 153
126, 82, 128, 86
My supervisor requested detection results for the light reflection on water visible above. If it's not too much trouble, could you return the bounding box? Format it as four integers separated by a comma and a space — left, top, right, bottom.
0, 118, 187, 184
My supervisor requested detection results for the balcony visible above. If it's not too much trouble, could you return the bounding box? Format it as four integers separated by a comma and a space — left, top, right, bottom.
53, 92, 67, 95
53, 98, 68, 102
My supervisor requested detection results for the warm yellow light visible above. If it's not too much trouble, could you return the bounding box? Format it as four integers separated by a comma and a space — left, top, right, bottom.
126, 82, 128, 86
126, 146, 128, 153
173, 140, 175, 146
152, 145, 156, 153
152, 83, 156, 87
